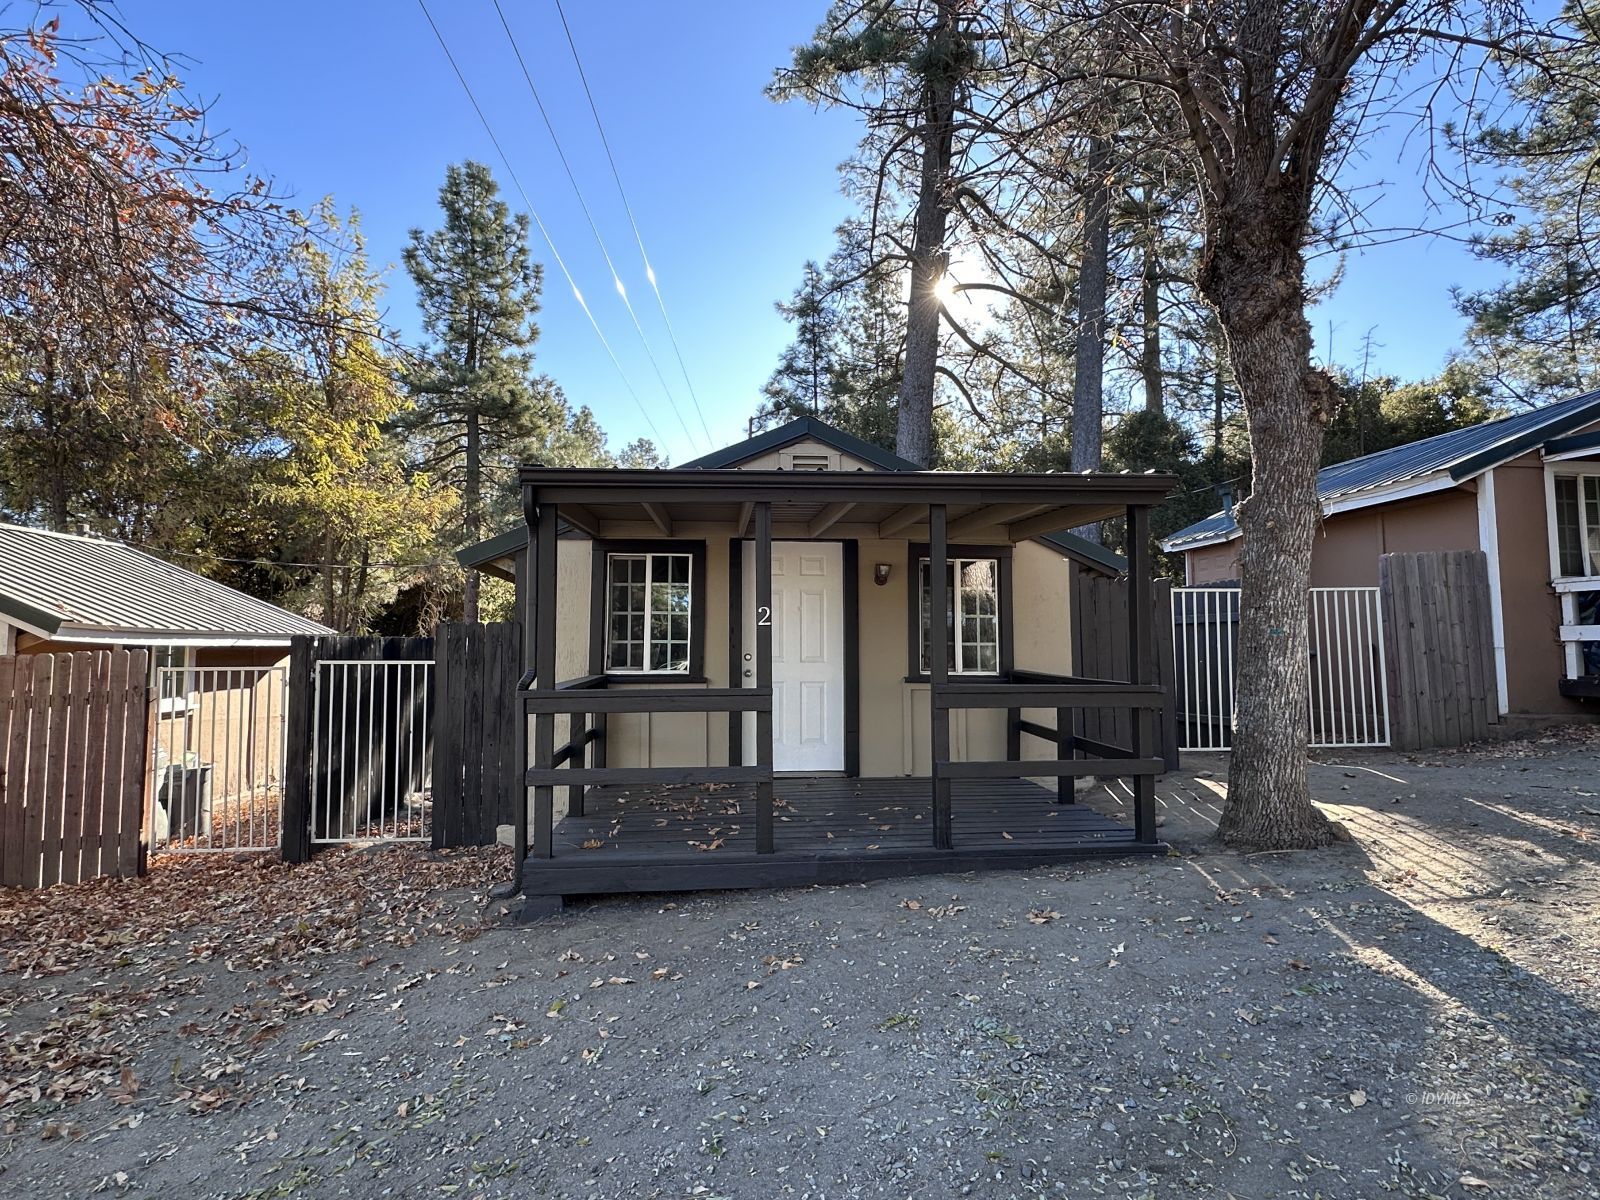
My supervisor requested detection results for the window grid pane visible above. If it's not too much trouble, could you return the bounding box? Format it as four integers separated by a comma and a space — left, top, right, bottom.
606, 552, 692, 673
919, 556, 1000, 675
1557, 478, 1584, 577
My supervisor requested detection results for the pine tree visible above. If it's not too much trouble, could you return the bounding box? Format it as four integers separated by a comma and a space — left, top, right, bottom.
401, 161, 553, 623
761, 262, 839, 422
1458, 2, 1600, 404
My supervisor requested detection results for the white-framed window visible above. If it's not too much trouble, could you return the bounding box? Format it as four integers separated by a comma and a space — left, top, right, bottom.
605, 552, 693, 673
1554, 472, 1600, 578
151, 645, 194, 713
918, 557, 1001, 675
1550, 468, 1600, 678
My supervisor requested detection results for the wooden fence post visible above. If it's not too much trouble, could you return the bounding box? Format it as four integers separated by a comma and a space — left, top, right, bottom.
280, 636, 317, 862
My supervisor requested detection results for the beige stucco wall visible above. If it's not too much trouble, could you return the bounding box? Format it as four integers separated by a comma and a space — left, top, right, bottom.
554, 527, 1076, 777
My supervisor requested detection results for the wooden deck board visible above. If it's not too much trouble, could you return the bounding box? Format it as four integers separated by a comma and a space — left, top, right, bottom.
523, 776, 1161, 896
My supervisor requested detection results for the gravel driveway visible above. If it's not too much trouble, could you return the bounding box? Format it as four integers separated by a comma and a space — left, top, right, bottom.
3, 729, 1598, 1198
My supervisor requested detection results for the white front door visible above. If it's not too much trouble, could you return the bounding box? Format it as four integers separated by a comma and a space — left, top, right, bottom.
744, 541, 846, 772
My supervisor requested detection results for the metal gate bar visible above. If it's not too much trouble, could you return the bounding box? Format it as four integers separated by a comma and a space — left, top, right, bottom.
1172, 586, 1390, 752
150, 665, 287, 853
310, 659, 432, 844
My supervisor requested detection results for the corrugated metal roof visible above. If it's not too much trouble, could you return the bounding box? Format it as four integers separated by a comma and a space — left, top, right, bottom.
1163, 389, 1600, 550
0, 523, 334, 641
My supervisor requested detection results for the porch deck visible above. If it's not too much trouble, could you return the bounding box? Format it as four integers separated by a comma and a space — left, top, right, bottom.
520, 777, 1160, 898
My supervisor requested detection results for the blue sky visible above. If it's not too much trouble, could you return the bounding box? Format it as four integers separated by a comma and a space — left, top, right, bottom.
117, 2, 1508, 462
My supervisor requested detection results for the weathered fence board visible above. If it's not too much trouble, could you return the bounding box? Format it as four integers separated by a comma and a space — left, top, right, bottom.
432, 622, 523, 849
1380, 550, 1500, 751
0, 650, 149, 888
1070, 573, 1179, 769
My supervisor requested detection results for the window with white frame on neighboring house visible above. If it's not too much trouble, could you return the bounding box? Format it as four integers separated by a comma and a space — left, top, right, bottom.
1554, 473, 1600, 577
1552, 471, 1600, 676
150, 645, 194, 712
604, 551, 695, 674
915, 555, 1003, 675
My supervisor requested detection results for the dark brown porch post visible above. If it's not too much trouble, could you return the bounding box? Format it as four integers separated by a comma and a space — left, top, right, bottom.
754, 502, 775, 853
1126, 503, 1157, 843
929, 504, 952, 849
532, 498, 558, 859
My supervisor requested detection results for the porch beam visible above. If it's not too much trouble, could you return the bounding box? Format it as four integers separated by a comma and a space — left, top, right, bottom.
929, 503, 952, 849
728, 537, 744, 764
754, 501, 775, 853
948, 503, 1050, 540
808, 501, 856, 538
557, 503, 604, 538
1126, 504, 1157, 844
1001, 507, 1081, 541
878, 504, 926, 538
641, 502, 673, 537
532, 498, 558, 860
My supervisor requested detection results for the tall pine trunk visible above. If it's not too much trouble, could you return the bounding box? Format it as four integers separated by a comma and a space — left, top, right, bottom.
894, 0, 958, 468
1140, 231, 1164, 416
463, 405, 482, 624
1071, 139, 1111, 542
1203, 229, 1335, 850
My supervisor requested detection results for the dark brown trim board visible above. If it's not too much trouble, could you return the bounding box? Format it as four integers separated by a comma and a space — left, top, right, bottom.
843, 538, 860, 778
727, 537, 743, 764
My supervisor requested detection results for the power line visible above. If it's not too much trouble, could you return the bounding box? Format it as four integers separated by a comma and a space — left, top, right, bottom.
551, 0, 714, 448
489, 0, 704, 455
415, 0, 667, 450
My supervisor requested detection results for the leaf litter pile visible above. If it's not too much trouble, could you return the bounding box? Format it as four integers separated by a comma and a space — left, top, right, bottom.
2, 739, 1600, 1198
1, 845, 505, 1117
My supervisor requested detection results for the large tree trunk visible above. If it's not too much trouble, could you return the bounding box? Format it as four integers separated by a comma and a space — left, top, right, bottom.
1071, 138, 1111, 543
1203, 236, 1336, 850
463, 405, 482, 625
894, 0, 959, 468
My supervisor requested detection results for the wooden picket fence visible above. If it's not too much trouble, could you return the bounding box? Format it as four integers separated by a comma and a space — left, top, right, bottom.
0, 650, 150, 888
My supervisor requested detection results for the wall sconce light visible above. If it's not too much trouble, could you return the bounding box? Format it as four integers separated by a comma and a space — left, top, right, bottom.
874, 563, 892, 587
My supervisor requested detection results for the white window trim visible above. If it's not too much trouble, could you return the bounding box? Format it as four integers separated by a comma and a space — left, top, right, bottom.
605, 552, 694, 675
920, 556, 1002, 676
151, 645, 195, 714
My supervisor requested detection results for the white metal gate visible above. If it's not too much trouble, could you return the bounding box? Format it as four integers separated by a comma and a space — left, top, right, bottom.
150, 665, 287, 853
310, 659, 433, 844
1172, 586, 1391, 752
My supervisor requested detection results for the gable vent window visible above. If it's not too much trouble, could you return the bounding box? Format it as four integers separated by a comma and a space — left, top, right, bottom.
790, 453, 831, 471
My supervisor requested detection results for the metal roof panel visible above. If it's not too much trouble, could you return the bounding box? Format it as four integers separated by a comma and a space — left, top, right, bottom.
0, 524, 335, 641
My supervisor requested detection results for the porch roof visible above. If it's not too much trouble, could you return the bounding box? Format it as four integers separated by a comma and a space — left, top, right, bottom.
519, 466, 1177, 542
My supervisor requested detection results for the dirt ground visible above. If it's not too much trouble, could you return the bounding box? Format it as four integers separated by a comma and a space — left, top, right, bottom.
3, 731, 1599, 1200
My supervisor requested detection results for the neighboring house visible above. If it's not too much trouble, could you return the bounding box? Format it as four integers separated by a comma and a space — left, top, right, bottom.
1162, 389, 1600, 719
0, 523, 335, 819
459, 416, 1175, 903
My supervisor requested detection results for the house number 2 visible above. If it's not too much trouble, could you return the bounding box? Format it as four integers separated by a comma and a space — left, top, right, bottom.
757, 606, 772, 626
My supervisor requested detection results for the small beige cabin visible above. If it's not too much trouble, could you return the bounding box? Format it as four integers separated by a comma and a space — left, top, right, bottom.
461, 418, 1176, 906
